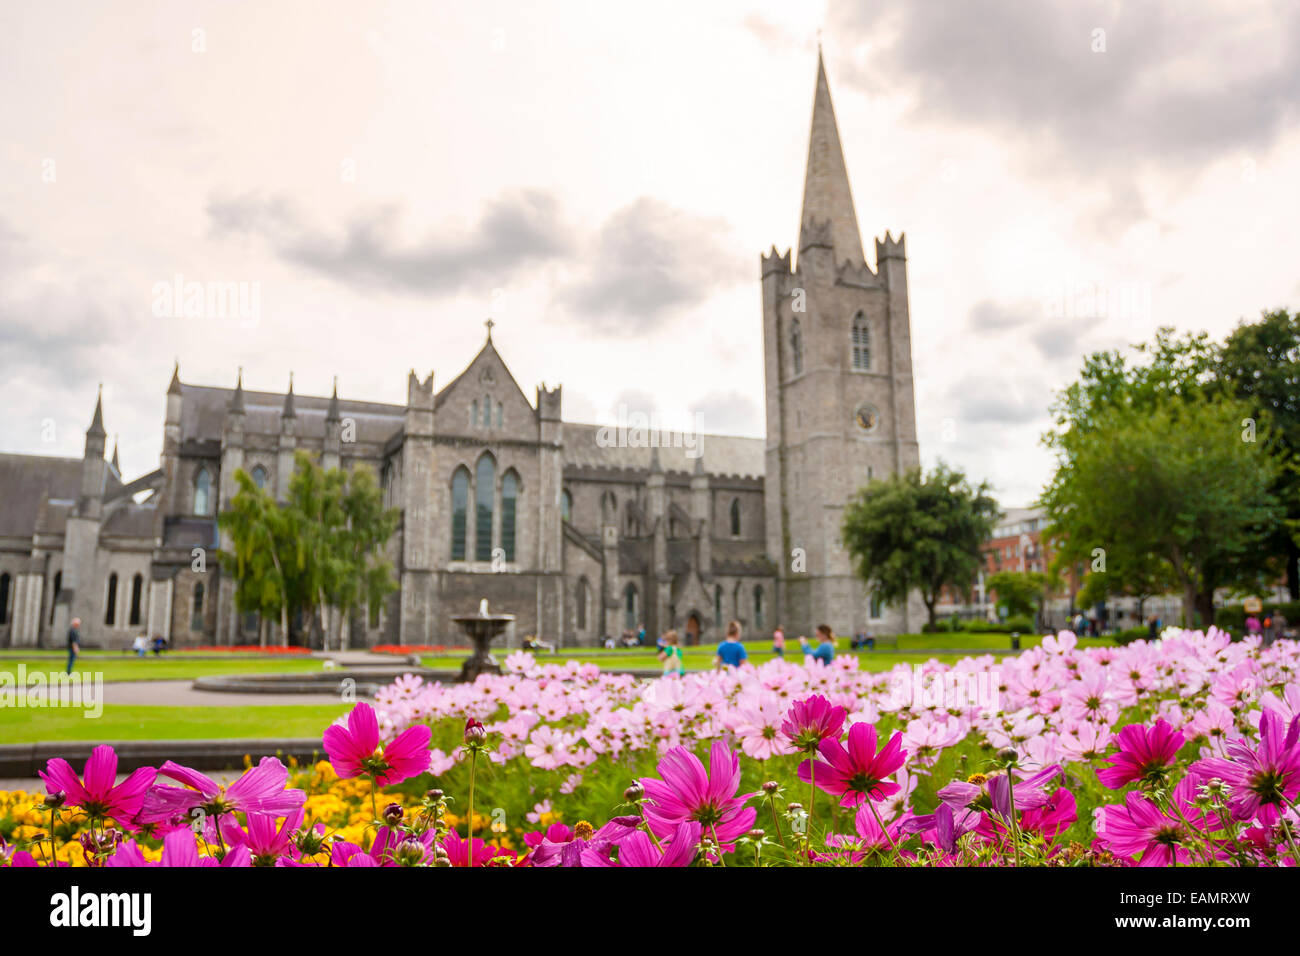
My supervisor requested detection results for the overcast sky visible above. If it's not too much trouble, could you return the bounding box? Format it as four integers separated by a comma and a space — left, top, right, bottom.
2, 0, 1297, 508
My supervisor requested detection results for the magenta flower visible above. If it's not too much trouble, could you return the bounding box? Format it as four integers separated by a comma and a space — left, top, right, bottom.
141, 756, 304, 825
1191, 709, 1300, 826
323, 702, 432, 786
105, 829, 251, 867
639, 741, 758, 845
938, 764, 1062, 815
1097, 719, 1185, 789
798, 723, 906, 808
582, 821, 701, 867
39, 745, 156, 823
531, 817, 640, 867
440, 829, 516, 867
782, 694, 847, 753
1094, 777, 1207, 866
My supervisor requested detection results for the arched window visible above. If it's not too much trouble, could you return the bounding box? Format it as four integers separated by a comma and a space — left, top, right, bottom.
194, 467, 213, 516
0, 572, 10, 625
501, 470, 519, 562
624, 584, 639, 631
730, 498, 742, 536
870, 592, 884, 620
451, 467, 470, 560
129, 573, 144, 627
496, 402, 503, 428
714, 585, 723, 628
191, 582, 204, 632
753, 586, 765, 631
561, 489, 572, 523
105, 572, 118, 626
470, 400, 478, 429
576, 577, 589, 629
250, 465, 268, 491
475, 454, 495, 562
482, 394, 492, 428
791, 318, 804, 375
852, 312, 870, 370
49, 571, 61, 625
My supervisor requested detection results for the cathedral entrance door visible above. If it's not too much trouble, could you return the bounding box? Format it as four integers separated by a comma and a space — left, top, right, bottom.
685, 613, 701, 646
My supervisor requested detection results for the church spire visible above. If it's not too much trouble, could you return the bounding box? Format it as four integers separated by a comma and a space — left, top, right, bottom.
87, 385, 107, 439
797, 50, 865, 267
282, 373, 296, 419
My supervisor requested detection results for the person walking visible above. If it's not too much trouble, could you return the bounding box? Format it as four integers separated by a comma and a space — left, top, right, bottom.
658, 629, 685, 677
714, 620, 748, 669
66, 618, 82, 674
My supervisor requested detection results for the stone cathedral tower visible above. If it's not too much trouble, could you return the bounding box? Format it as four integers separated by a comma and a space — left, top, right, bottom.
762, 52, 923, 638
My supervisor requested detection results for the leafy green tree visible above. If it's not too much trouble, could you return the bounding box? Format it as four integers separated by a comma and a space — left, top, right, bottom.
219, 451, 398, 647
1042, 392, 1282, 628
986, 570, 1047, 621
841, 463, 999, 627
1216, 309, 1300, 598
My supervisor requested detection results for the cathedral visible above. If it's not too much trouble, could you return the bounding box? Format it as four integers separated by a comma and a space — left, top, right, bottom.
0, 53, 922, 650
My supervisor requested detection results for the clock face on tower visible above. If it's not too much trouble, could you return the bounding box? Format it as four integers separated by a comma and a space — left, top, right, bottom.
855, 404, 880, 432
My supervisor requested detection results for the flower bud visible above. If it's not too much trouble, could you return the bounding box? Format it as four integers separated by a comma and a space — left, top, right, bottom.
762, 781, 780, 795
383, 802, 404, 826
996, 747, 1018, 765
464, 719, 487, 746
623, 782, 645, 803
43, 791, 67, 809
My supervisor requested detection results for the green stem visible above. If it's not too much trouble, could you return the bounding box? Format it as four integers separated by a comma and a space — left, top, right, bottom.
1006, 777, 1021, 868
49, 808, 58, 867
867, 799, 901, 862
467, 749, 478, 868
767, 795, 788, 850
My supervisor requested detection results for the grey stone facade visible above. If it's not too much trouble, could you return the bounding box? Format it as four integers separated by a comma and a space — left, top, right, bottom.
0, 53, 922, 649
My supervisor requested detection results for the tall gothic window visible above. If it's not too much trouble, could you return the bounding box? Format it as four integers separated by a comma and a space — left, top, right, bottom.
501, 470, 518, 562
870, 592, 883, 619
194, 467, 213, 516
714, 585, 723, 628
0, 573, 10, 625
250, 465, 268, 491
191, 582, 204, 632
105, 572, 118, 626
730, 498, 742, 536
561, 489, 572, 523
482, 394, 492, 429
451, 467, 470, 560
475, 454, 495, 562
624, 584, 639, 631
576, 577, 588, 629
852, 312, 871, 370
496, 402, 503, 428
129, 573, 143, 627
753, 586, 765, 631
49, 571, 61, 625
470, 400, 478, 429
791, 318, 804, 375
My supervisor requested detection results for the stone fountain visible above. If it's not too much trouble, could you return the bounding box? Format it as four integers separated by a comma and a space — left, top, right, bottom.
451, 599, 515, 682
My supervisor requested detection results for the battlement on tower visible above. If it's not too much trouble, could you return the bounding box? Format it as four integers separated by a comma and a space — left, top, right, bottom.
835, 258, 880, 289
536, 382, 562, 421
798, 217, 834, 253
875, 231, 907, 261
761, 245, 792, 277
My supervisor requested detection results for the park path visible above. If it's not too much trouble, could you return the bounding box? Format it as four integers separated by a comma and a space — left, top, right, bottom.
37, 679, 349, 708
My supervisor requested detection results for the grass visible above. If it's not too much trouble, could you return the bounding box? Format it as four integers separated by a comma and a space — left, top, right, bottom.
0, 705, 346, 743
0, 655, 327, 684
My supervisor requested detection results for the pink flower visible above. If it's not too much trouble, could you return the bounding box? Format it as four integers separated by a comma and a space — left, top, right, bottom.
439, 829, 516, 867
938, 764, 1062, 815
1097, 719, 1185, 789
798, 722, 907, 808
639, 741, 757, 845
1191, 709, 1300, 826
582, 821, 701, 867
39, 745, 156, 823
1094, 777, 1207, 866
141, 756, 304, 825
323, 702, 432, 786
781, 694, 847, 753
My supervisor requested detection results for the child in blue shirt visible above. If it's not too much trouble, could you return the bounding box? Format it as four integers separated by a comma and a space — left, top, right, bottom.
800, 624, 836, 666
714, 620, 749, 668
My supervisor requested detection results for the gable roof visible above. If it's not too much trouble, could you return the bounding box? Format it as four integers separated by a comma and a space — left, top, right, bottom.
0, 453, 82, 538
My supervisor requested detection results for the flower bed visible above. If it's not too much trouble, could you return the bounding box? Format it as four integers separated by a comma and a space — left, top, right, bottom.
2, 628, 1298, 867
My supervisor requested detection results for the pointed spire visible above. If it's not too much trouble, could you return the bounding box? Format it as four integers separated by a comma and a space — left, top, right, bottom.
693, 454, 705, 476
110, 436, 120, 472
167, 360, 182, 396
485, 317, 495, 342
326, 376, 340, 423
649, 446, 662, 474
229, 367, 245, 414
87, 384, 106, 438
282, 373, 296, 419
798, 50, 865, 266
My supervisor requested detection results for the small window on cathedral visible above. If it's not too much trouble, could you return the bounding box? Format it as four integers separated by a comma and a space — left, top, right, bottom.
791, 319, 804, 376
470, 401, 478, 429
852, 312, 871, 370
250, 465, 268, 491
729, 498, 741, 536
194, 467, 213, 516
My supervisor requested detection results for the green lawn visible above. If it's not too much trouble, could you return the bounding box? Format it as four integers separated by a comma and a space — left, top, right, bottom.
420, 648, 980, 673
0, 704, 346, 743
0, 655, 326, 683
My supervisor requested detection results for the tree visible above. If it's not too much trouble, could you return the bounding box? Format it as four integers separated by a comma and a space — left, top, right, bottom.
985, 570, 1047, 621
1042, 392, 1282, 628
841, 463, 999, 627
1217, 309, 1300, 599
219, 452, 399, 648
